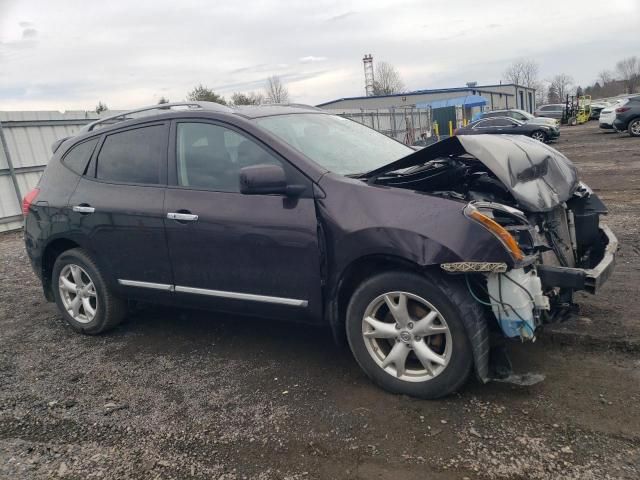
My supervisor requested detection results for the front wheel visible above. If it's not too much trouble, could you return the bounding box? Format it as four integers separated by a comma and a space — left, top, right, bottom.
346, 271, 475, 399
628, 119, 640, 137
531, 130, 547, 142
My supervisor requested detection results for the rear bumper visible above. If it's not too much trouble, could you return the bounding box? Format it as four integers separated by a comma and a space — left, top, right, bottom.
613, 118, 628, 131
536, 225, 617, 294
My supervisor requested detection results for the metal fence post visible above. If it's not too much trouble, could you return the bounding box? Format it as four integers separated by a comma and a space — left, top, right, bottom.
0, 120, 23, 206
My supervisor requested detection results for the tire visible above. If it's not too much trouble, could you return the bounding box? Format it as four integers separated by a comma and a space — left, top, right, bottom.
628, 119, 640, 137
346, 271, 474, 399
530, 130, 547, 143
52, 248, 126, 334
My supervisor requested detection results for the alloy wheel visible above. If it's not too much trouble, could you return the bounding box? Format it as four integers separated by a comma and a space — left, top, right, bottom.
531, 131, 546, 142
362, 292, 452, 382
58, 264, 98, 324
630, 120, 640, 136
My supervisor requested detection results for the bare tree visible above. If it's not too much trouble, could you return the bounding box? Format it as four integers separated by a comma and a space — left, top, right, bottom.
503, 58, 540, 88
598, 70, 614, 85
231, 91, 264, 106
535, 82, 548, 105
264, 76, 290, 104
372, 62, 405, 95
616, 56, 640, 94
547, 73, 574, 104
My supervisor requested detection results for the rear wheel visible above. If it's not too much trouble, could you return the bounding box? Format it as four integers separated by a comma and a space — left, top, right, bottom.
531, 130, 547, 142
346, 271, 474, 399
628, 119, 640, 137
52, 248, 126, 334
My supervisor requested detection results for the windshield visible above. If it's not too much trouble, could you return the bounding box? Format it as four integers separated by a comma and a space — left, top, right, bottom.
513, 109, 534, 120
255, 113, 414, 175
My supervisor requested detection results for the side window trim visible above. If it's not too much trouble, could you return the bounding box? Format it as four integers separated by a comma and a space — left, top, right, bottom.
167, 118, 312, 192
90, 121, 169, 186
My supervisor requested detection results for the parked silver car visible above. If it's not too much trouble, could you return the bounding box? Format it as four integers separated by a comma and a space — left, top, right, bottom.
534, 104, 565, 120
481, 108, 559, 127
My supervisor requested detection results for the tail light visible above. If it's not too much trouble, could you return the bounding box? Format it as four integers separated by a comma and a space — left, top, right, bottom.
616, 107, 630, 113
22, 187, 40, 216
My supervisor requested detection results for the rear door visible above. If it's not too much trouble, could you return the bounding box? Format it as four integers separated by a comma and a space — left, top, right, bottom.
163, 119, 323, 322
68, 122, 173, 297
472, 119, 499, 134
490, 118, 520, 133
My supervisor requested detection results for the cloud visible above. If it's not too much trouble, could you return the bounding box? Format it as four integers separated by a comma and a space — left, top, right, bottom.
326, 11, 356, 22
231, 63, 289, 74
0, 0, 638, 110
299, 56, 327, 63
22, 27, 38, 39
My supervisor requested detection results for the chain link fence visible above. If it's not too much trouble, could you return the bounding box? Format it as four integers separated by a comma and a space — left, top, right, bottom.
329, 106, 433, 145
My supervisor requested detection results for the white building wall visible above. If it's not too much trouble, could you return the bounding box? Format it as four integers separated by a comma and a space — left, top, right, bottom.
317, 84, 529, 112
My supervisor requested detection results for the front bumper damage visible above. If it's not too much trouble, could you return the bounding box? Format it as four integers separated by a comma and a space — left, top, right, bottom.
536, 225, 617, 294
443, 225, 618, 342
485, 225, 617, 340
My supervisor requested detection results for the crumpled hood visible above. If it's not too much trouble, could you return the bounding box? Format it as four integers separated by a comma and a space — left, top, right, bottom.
362, 134, 578, 212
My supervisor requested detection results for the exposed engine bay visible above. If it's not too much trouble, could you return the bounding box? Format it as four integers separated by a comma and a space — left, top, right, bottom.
364, 134, 618, 343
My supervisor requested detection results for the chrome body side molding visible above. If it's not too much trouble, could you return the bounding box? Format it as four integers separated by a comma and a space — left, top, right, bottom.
117, 279, 174, 291
118, 279, 308, 307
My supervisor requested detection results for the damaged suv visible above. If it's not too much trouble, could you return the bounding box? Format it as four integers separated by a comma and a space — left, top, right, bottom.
23, 103, 617, 399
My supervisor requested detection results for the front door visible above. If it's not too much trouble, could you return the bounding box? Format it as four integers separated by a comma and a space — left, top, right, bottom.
68, 122, 173, 297
163, 120, 323, 322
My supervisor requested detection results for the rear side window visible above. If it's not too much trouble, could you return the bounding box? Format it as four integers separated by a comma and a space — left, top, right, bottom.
62, 138, 99, 174
473, 120, 493, 127
96, 125, 165, 184
492, 118, 516, 127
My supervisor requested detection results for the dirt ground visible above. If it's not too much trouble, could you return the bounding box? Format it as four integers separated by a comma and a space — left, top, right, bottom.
1, 122, 639, 480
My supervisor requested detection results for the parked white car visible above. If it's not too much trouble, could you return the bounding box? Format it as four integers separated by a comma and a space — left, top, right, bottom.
599, 99, 628, 130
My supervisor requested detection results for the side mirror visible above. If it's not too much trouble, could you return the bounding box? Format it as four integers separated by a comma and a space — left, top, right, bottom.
240, 164, 286, 195
240, 164, 305, 197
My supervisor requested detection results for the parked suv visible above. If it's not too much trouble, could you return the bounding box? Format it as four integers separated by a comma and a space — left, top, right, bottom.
612, 95, 640, 136
534, 104, 565, 120
24, 103, 617, 399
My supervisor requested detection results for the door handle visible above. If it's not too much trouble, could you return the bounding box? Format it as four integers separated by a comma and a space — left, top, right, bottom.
167, 212, 199, 222
72, 205, 95, 214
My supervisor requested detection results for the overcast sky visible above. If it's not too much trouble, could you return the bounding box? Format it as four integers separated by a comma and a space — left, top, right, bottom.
1, 0, 639, 111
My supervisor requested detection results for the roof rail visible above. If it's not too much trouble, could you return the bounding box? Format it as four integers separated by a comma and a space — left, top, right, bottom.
269, 103, 324, 111
80, 101, 234, 133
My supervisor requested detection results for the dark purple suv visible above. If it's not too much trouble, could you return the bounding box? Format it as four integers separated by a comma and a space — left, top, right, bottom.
23, 102, 617, 399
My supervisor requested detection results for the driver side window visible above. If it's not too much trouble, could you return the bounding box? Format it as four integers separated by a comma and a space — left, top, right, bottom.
176, 122, 283, 192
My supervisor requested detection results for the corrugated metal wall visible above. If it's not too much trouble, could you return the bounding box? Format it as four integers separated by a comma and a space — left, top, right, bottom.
0, 111, 100, 232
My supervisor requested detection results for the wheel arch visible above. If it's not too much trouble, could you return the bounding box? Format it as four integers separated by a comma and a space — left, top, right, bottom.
326, 253, 491, 383
326, 253, 435, 344
41, 238, 81, 301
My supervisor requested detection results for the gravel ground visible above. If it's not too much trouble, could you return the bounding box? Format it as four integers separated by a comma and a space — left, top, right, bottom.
1, 122, 639, 479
